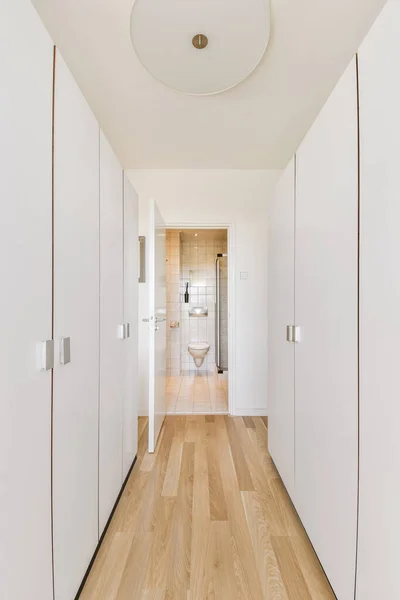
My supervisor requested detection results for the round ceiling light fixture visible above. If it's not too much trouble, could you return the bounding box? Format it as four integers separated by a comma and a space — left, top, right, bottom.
130, 0, 271, 96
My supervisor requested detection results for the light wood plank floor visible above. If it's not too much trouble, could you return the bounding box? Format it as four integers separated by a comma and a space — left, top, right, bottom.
80, 416, 335, 600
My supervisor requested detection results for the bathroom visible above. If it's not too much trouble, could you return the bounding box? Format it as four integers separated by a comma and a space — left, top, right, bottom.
166, 228, 229, 414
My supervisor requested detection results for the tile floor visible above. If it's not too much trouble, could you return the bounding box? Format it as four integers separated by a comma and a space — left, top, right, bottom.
166, 370, 228, 414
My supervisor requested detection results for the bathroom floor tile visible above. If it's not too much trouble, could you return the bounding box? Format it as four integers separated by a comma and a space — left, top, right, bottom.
166, 369, 228, 415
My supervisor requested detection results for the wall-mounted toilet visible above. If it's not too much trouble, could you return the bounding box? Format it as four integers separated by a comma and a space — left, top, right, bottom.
188, 342, 210, 368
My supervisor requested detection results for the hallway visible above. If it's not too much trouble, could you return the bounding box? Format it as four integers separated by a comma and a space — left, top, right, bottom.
80, 416, 334, 599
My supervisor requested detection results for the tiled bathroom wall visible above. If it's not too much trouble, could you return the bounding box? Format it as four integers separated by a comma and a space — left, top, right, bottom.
179, 230, 228, 374
166, 228, 228, 376
166, 230, 181, 376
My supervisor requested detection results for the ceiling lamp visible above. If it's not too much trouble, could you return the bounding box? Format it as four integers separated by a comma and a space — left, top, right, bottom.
130, 0, 271, 96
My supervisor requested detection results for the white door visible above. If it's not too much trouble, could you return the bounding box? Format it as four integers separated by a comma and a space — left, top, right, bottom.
99, 131, 124, 534
53, 50, 100, 600
0, 1, 53, 598
295, 58, 359, 600
123, 175, 139, 476
146, 199, 167, 453
268, 157, 296, 497
357, 3, 400, 598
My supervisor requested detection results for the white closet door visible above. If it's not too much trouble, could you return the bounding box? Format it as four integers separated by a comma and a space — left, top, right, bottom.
53, 50, 100, 600
295, 58, 359, 600
0, 2, 53, 599
99, 131, 124, 534
122, 175, 139, 477
357, 3, 400, 598
268, 157, 296, 497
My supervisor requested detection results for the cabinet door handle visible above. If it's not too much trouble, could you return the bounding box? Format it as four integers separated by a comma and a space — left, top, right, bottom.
286, 325, 301, 343
118, 324, 131, 339
59, 337, 71, 365
38, 340, 54, 371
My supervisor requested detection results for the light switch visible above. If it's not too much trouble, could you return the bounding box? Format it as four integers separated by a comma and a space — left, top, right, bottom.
240, 272, 248, 280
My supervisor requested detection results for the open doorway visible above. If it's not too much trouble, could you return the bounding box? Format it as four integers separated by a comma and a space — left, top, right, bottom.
165, 228, 229, 414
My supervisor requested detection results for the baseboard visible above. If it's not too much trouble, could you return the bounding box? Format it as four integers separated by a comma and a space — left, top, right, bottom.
233, 408, 268, 417
138, 409, 149, 417
75, 454, 138, 599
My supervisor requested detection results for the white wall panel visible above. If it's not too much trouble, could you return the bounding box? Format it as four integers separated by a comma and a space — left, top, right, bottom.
295, 58, 359, 600
0, 2, 53, 598
357, 2, 400, 598
268, 158, 296, 497
53, 50, 100, 600
99, 131, 124, 534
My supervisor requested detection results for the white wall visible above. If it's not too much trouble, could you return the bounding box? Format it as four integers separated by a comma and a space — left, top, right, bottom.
127, 169, 281, 416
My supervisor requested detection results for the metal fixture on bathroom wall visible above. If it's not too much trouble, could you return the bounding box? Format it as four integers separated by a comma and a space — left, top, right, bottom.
170, 321, 180, 329
184, 282, 189, 303
216, 253, 228, 373
189, 306, 208, 317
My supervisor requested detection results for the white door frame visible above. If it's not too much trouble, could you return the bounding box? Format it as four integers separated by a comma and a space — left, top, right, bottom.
165, 221, 235, 416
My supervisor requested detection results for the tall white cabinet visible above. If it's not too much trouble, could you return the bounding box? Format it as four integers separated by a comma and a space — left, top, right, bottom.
357, 2, 400, 598
0, 1, 53, 599
269, 3, 400, 598
268, 157, 296, 498
295, 58, 359, 600
269, 60, 359, 600
123, 175, 139, 477
1, 3, 139, 598
53, 50, 101, 600
99, 132, 125, 534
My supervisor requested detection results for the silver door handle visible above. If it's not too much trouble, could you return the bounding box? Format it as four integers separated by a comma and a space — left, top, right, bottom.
286, 325, 301, 343
59, 337, 71, 365
155, 317, 166, 323
37, 340, 54, 371
142, 317, 152, 323
118, 323, 131, 339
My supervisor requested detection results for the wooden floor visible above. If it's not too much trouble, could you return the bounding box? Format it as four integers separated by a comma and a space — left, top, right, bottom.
80, 416, 335, 600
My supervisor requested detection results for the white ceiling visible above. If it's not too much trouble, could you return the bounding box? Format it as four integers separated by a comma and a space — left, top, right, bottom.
32, 0, 386, 170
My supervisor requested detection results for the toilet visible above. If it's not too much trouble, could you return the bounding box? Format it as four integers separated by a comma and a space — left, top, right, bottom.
188, 342, 210, 368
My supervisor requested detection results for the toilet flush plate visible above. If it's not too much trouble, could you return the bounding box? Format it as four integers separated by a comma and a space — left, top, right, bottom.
189, 306, 208, 317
